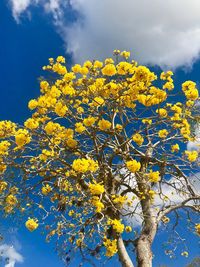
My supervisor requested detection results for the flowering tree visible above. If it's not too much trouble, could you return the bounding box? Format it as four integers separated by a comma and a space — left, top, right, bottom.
0, 51, 200, 267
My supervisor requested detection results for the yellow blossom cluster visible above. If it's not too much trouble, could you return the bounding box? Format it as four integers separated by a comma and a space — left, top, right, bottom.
103, 238, 118, 257
15, 129, 31, 147
160, 71, 174, 91
88, 181, 105, 195
185, 150, 198, 162
90, 196, 104, 212
156, 108, 168, 118
148, 170, 160, 183
98, 119, 112, 131
132, 133, 144, 146
126, 160, 141, 173
0, 121, 16, 138
107, 219, 124, 234
158, 129, 168, 139
4, 193, 18, 213
24, 118, 39, 130
83, 117, 97, 127
72, 158, 99, 173
182, 81, 199, 100
39, 149, 55, 162
0, 141, 11, 156
112, 194, 127, 208
75, 122, 86, 133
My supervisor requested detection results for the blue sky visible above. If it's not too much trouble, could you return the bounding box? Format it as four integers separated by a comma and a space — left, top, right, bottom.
0, 0, 200, 266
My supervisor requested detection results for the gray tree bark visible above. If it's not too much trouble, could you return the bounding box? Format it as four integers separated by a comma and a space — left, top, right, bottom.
117, 236, 134, 267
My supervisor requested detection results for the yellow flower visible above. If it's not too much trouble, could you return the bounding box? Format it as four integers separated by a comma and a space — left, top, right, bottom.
56, 56, 65, 63
75, 122, 86, 133
94, 60, 103, 68
101, 64, 116, 76
72, 158, 98, 173
41, 184, 52, 195
0, 141, 11, 156
181, 251, 189, 257
195, 223, 200, 235
158, 129, 168, 138
77, 107, 84, 114
142, 118, 152, 125
148, 190, 156, 200
105, 58, 114, 64
39, 149, 54, 161
52, 63, 67, 75
91, 196, 104, 212
15, 129, 31, 147
98, 119, 111, 131
185, 88, 199, 100
126, 160, 141, 173
80, 67, 89, 76
182, 80, 196, 92
103, 238, 118, 257
0, 181, 7, 193
93, 97, 105, 106
83, 117, 97, 127
24, 118, 39, 130
68, 210, 75, 216
55, 102, 68, 117
62, 85, 75, 96
25, 218, 39, 231
132, 133, 144, 146
108, 219, 124, 234
156, 108, 168, 118
112, 195, 127, 208
28, 99, 38, 110
66, 138, 77, 148
148, 170, 160, 183
186, 100, 194, 107
120, 50, 131, 59
0, 121, 16, 138
88, 181, 105, 195
171, 144, 180, 153
6, 194, 18, 206
40, 81, 49, 93
87, 159, 99, 172
72, 64, 82, 73
125, 226, 132, 232
185, 150, 198, 162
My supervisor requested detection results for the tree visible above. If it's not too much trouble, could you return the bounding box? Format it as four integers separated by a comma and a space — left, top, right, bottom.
0, 50, 200, 267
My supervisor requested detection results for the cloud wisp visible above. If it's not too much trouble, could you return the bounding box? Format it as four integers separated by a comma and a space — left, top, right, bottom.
0, 244, 23, 267
8, 0, 200, 69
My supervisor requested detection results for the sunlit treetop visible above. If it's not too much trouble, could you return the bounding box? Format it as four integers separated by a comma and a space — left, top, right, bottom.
0, 50, 200, 266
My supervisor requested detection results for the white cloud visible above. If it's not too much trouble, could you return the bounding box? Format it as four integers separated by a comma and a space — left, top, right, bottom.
64, 0, 200, 69
8, 0, 200, 69
0, 244, 23, 267
9, 0, 34, 22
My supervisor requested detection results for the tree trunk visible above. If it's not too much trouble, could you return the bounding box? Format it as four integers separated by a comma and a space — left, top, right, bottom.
117, 236, 134, 267
136, 235, 153, 267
